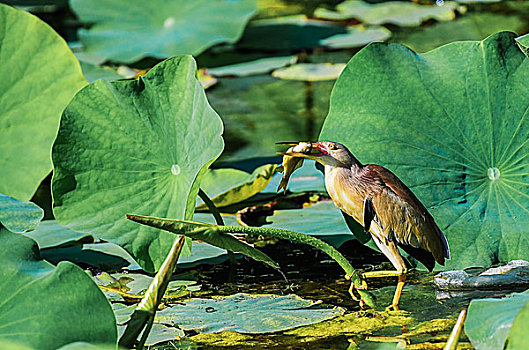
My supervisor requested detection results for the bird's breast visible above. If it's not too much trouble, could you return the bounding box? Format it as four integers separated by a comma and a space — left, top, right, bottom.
324, 168, 364, 224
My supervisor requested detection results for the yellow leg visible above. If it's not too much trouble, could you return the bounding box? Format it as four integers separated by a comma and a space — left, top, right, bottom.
360, 269, 407, 311
389, 273, 406, 311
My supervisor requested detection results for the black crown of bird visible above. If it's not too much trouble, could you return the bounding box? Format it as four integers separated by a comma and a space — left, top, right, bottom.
276, 141, 450, 310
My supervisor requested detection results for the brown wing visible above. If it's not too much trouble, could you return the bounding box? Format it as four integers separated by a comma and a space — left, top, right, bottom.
363, 164, 450, 266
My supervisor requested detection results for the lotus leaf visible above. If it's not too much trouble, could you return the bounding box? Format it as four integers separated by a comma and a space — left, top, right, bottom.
315, 1, 460, 26
156, 293, 345, 333
0, 4, 86, 200
0, 193, 44, 233
319, 26, 391, 49
465, 290, 529, 349
41, 242, 140, 271
24, 220, 93, 249
52, 55, 224, 273
320, 32, 529, 269
197, 164, 277, 209
207, 56, 297, 77
272, 63, 346, 81
264, 201, 357, 247
79, 62, 125, 82
238, 15, 389, 50
0, 231, 116, 349
506, 296, 529, 349
396, 13, 526, 53
71, 0, 257, 63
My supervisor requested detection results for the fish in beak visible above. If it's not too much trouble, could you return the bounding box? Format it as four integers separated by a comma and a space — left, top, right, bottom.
276, 142, 312, 193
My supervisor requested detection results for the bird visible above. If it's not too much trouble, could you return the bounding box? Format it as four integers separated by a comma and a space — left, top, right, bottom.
281, 141, 450, 310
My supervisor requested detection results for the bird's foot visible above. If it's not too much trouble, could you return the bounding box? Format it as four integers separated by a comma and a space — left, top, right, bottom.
385, 303, 400, 312
346, 273, 369, 303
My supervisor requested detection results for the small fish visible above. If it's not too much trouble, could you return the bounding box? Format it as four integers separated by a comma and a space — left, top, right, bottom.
277, 142, 312, 193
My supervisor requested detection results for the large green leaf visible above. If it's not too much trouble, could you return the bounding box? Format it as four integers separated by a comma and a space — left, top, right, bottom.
52, 55, 224, 272
156, 293, 345, 333
71, 0, 256, 64
506, 296, 529, 349
0, 4, 86, 200
197, 164, 277, 209
465, 290, 529, 350
0, 193, 44, 233
320, 32, 529, 270
0, 230, 117, 349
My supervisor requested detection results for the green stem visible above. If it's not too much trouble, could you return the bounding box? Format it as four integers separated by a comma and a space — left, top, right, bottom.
198, 188, 237, 264
198, 188, 224, 225
215, 224, 374, 308
137, 314, 155, 350
118, 235, 186, 348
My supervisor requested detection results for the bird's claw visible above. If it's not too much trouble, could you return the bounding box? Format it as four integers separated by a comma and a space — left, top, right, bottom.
385, 303, 400, 312
346, 273, 369, 304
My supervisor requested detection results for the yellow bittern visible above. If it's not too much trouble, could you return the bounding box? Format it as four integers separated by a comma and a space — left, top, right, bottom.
281, 141, 450, 310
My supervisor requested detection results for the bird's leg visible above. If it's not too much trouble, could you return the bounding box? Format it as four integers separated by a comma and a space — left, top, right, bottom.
345, 272, 368, 304
360, 269, 407, 311
389, 273, 406, 311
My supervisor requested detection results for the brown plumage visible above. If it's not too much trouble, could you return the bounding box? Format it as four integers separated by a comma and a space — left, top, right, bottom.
286, 141, 450, 309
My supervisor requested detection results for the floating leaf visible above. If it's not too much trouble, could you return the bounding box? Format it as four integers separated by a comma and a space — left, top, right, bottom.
79, 61, 125, 82
71, 0, 257, 63
156, 293, 345, 333
207, 56, 297, 77
52, 55, 224, 273
456, 0, 500, 2
113, 303, 185, 346
238, 15, 348, 50
397, 13, 526, 53
197, 165, 277, 209
465, 290, 529, 350
272, 63, 346, 81
263, 201, 357, 247
24, 220, 93, 249
315, 1, 460, 26
0, 193, 44, 233
57, 343, 119, 350
320, 32, 529, 270
319, 26, 391, 49
238, 15, 389, 50
41, 242, 140, 271
0, 4, 86, 200
0, 230, 117, 348
516, 32, 529, 58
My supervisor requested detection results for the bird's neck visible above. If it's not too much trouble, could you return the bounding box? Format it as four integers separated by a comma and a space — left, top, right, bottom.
324, 161, 363, 179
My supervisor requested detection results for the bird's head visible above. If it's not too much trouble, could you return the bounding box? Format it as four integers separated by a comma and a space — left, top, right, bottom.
283, 141, 357, 168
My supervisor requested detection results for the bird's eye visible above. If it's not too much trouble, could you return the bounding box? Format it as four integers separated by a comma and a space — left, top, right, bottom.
328, 144, 337, 150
